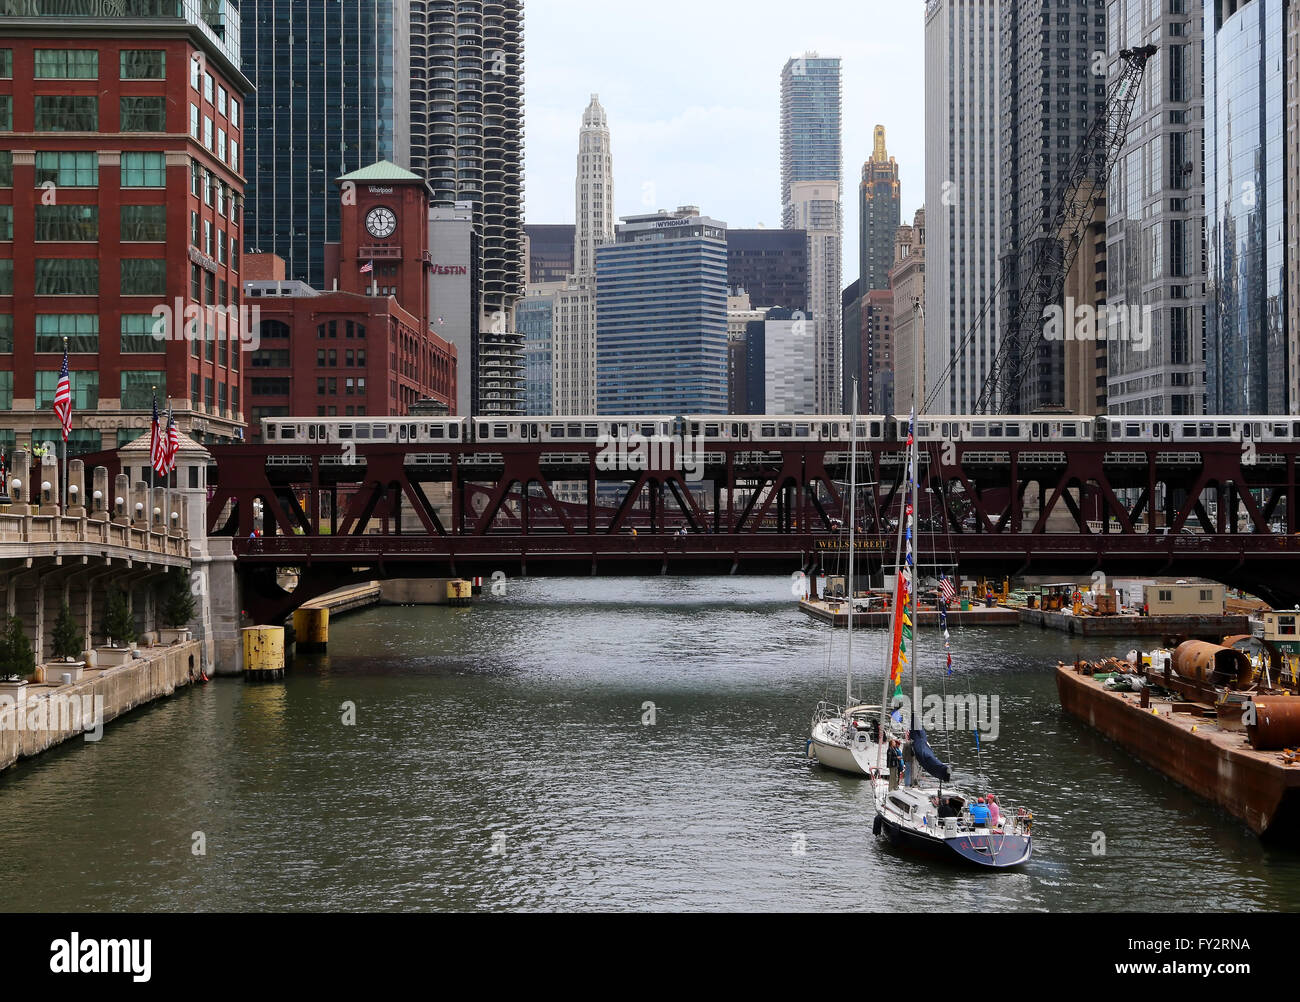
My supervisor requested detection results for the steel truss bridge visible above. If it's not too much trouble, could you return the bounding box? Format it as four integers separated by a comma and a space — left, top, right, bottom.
207, 438, 1300, 622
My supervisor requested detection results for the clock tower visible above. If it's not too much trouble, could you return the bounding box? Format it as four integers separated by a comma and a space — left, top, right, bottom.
335, 161, 433, 325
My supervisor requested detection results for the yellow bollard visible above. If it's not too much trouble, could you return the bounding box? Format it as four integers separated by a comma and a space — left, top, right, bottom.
445, 580, 474, 608
293, 608, 330, 653
243, 626, 286, 683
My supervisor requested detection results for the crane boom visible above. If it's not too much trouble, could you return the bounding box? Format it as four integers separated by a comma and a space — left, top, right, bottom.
934, 45, 1157, 416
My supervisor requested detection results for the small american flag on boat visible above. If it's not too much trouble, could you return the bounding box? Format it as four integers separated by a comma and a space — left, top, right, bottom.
940, 576, 956, 605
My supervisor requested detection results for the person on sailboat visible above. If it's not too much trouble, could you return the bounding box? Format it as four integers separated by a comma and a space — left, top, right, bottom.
970, 797, 991, 828
902, 737, 915, 788
987, 794, 1001, 829
887, 739, 902, 790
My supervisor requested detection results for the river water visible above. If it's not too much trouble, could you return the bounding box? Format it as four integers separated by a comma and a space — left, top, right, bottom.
1, 577, 1296, 912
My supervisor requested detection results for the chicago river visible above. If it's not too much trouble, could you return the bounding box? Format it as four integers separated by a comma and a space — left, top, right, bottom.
0, 577, 1296, 912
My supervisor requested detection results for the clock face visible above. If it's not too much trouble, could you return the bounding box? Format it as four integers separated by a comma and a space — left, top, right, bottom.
365, 207, 397, 239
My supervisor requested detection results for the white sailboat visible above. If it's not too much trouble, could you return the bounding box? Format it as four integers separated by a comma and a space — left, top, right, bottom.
807, 380, 899, 779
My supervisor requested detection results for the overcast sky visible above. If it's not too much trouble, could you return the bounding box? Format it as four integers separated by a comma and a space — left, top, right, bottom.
523, 0, 927, 281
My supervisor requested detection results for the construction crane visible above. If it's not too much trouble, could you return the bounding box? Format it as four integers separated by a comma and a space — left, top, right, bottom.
926, 44, 1158, 416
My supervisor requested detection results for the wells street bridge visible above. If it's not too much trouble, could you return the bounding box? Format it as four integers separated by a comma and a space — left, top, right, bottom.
207, 436, 1300, 622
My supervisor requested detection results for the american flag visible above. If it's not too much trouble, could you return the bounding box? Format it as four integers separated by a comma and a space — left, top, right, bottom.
163, 405, 180, 475
940, 575, 957, 605
149, 394, 167, 476
360, 261, 373, 274
52, 349, 72, 442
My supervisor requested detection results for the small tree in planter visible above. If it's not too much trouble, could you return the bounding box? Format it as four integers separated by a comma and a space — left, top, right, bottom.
52, 601, 84, 662
102, 586, 136, 649
160, 569, 196, 632
0, 617, 35, 681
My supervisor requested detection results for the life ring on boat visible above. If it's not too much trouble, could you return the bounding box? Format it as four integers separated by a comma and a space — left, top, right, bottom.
853, 731, 871, 750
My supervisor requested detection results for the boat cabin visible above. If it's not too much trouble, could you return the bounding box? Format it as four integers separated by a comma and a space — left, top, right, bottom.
1261, 611, 1300, 655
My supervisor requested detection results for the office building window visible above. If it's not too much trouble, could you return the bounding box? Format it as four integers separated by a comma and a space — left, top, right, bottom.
34, 205, 98, 242
121, 205, 166, 242
190, 102, 199, 139
120, 50, 165, 79
0, 371, 10, 409
121, 370, 165, 409
34, 151, 96, 187
0, 152, 10, 186
35, 314, 98, 353
120, 96, 166, 131
0, 314, 12, 351
120, 259, 166, 296
203, 116, 212, 149
0, 260, 10, 295
34, 96, 98, 131
0, 96, 9, 131
35, 259, 97, 295
34, 50, 98, 78
0, 49, 10, 78
37, 369, 98, 409
121, 152, 165, 187
0, 205, 9, 241
121, 314, 164, 353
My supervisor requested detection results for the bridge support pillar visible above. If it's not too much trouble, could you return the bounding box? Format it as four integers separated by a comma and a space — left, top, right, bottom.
242, 625, 285, 682
293, 608, 329, 654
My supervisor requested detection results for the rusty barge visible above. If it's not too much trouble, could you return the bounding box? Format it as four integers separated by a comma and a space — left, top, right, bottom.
1057, 643, 1300, 842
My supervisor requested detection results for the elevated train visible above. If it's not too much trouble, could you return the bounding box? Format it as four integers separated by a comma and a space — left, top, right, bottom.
260, 415, 1300, 449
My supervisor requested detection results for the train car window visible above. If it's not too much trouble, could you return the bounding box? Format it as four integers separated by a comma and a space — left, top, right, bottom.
1295, 423, 1300, 438
989, 423, 1003, 438
338, 426, 353, 440
1005, 424, 1021, 437
972, 425, 987, 438
760, 424, 776, 438
494, 426, 508, 439
776, 423, 792, 437
1159, 424, 1170, 439
870, 422, 881, 438
820, 423, 829, 439
1216, 424, 1230, 438
449, 425, 460, 441
858, 422, 870, 440
795, 424, 810, 437
585, 425, 598, 438
550, 425, 565, 439
1126, 424, 1139, 437
704, 424, 720, 437
353, 426, 371, 440
1252, 423, 1262, 439
398, 426, 408, 441
430, 426, 445, 440
1062, 425, 1078, 438
278, 427, 291, 441
641, 424, 655, 437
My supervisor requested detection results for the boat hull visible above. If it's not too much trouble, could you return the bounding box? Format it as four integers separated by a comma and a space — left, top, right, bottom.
808, 735, 874, 777
876, 813, 1033, 869
1057, 665, 1300, 841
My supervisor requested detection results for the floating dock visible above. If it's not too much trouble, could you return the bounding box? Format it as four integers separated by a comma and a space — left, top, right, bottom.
798, 599, 1020, 629
1023, 609, 1250, 637
1056, 663, 1300, 841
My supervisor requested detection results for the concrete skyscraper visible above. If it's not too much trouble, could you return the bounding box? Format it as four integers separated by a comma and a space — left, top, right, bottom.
924, 0, 1001, 414
1106, 1, 1206, 416
998, 0, 1108, 412
860, 126, 902, 293
410, 0, 525, 415
242, 0, 410, 290
851, 125, 901, 411
551, 95, 614, 415
781, 54, 843, 414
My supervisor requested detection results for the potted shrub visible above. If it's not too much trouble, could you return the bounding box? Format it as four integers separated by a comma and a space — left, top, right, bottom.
97, 586, 137, 668
0, 616, 34, 704
39, 601, 87, 684
157, 569, 195, 644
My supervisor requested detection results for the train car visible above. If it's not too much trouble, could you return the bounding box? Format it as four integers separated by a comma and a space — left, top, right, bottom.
912, 416, 1095, 444
261, 418, 467, 445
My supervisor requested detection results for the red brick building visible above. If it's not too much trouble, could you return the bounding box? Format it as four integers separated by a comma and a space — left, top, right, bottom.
243, 161, 456, 441
0, 5, 250, 456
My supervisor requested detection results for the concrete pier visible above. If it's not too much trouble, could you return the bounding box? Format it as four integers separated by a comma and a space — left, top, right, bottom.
0, 641, 201, 772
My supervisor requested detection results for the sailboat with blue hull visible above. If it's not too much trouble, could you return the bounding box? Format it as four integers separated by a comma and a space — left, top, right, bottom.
868, 305, 1034, 870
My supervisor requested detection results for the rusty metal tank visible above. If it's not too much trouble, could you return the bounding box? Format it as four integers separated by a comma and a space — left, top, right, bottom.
1248, 697, 1300, 752
1172, 641, 1257, 689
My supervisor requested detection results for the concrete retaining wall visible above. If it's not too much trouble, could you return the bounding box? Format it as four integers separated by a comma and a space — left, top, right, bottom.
0, 641, 201, 772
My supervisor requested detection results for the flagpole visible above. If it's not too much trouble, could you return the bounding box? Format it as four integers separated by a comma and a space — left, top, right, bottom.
61, 338, 68, 512
150, 384, 157, 493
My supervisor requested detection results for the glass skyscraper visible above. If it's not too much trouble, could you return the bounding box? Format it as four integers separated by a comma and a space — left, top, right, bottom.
1205, 0, 1288, 414
519, 289, 554, 416
596, 209, 729, 415
241, 0, 410, 288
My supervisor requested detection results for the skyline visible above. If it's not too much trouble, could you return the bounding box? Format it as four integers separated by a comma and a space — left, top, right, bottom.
524, 0, 926, 282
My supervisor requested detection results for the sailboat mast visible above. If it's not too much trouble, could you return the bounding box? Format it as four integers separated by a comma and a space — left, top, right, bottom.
847, 378, 858, 710
909, 301, 924, 701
